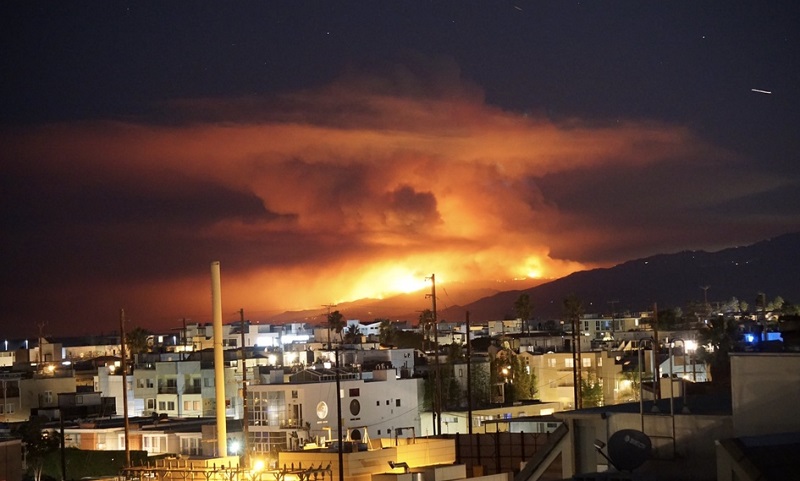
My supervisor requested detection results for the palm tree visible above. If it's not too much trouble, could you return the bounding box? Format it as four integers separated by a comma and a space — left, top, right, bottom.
563, 294, 584, 409
125, 326, 152, 357
327, 310, 345, 347
377, 318, 395, 345
343, 323, 361, 344
514, 293, 533, 334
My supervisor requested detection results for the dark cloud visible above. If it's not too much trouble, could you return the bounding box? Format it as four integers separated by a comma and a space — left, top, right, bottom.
383, 185, 441, 231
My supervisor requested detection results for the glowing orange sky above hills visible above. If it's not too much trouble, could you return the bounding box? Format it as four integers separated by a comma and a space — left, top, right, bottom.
3, 67, 754, 332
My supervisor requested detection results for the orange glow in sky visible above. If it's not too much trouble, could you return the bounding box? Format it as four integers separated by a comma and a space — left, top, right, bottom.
2, 65, 730, 329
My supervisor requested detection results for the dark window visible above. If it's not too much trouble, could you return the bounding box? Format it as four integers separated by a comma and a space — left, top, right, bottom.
396, 399, 401, 407
349, 388, 360, 397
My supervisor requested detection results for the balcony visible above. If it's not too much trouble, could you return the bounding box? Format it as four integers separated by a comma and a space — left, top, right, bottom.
158, 386, 178, 394
280, 419, 304, 429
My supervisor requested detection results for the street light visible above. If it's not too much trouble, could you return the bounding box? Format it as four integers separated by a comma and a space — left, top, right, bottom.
685, 340, 697, 382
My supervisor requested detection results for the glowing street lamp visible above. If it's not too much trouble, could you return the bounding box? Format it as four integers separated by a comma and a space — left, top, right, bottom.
685, 340, 698, 382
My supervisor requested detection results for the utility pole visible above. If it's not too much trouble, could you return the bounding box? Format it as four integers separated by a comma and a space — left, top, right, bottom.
120, 309, 131, 469
607, 300, 618, 337
240, 308, 249, 468
466, 311, 473, 435
334, 348, 344, 481
652, 302, 660, 400
700, 286, 710, 320
37, 322, 45, 371
181, 317, 187, 361
426, 274, 441, 436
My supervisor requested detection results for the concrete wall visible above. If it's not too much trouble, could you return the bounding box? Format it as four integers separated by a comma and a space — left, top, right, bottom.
278, 438, 455, 481
0, 439, 22, 481
730, 352, 800, 437
559, 411, 733, 481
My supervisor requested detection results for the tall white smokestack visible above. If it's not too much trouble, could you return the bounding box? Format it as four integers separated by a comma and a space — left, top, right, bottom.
211, 261, 227, 457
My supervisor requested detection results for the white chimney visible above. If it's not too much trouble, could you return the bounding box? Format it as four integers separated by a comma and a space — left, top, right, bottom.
211, 261, 227, 457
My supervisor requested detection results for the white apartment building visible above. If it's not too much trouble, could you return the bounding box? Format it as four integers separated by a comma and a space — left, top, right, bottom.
247, 367, 423, 454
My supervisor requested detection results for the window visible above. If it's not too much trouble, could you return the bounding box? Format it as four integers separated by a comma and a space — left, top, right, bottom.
376, 401, 380, 406
146, 378, 154, 388
193, 401, 201, 411
292, 390, 298, 399
204, 378, 213, 387
386, 400, 390, 405
396, 399, 401, 407
184, 401, 192, 411
582, 358, 591, 368
350, 399, 361, 416
547, 359, 556, 368
147, 399, 155, 410
565, 358, 573, 368
143, 435, 167, 454
167, 401, 175, 410
598, 357, 603, 367
349, 388, 360, 397
158, 401, 166, 411
181, 437, 202, 456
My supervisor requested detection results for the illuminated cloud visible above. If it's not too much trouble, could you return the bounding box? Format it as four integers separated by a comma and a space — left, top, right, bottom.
4, 59, 787, 334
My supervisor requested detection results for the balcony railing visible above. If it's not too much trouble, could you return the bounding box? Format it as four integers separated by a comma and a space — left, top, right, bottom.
158, 386, 178, 394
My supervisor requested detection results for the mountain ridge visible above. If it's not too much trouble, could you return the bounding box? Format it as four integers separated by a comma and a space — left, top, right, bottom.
269, 232, 800, 325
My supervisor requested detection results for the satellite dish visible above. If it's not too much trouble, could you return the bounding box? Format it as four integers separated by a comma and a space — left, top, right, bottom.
607, 429, 652, 471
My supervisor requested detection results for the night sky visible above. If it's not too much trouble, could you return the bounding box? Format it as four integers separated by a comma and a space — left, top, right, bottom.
2, 2, 799, 338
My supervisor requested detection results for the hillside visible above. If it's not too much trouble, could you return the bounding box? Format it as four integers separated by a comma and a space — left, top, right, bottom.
440, 231, 800, 322
269, 232, 800, 325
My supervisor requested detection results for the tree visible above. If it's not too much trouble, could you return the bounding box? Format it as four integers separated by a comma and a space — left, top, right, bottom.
619, 369, 641, 402
445, 342, 465, 363
16, 416, 60, 481
509, 355, 537, 401
125, 326, 152, 356
696, 314, 740, 384
343, 324, 360, 344
581, 376, 603, 408
468, 362, 491, 408
326, 310, 345, 346
376, 318, 395, 345
563, 294, 584, 409
514, 293, 533, 334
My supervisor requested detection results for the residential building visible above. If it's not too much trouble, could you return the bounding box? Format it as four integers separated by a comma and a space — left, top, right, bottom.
520, 350, 626, 409
133, 353, 239, 419
247, 367, 423, 454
